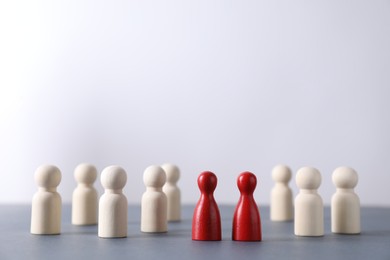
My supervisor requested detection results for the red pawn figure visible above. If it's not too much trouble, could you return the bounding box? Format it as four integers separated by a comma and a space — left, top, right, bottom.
232, 172, 262, 241
192, 171, 222, 241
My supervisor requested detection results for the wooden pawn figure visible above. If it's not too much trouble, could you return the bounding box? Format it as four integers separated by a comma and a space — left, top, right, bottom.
294, 167, 324, 237
98, 165, 128, 238
270, 165, 293, 221
232, 172, 262, 241
141, 165, 168, 233
31, 165, 62, 235
331, 166, 360, 234
162, 163, 181, 222
192, 171, 221, 241
72, 163, 98, 225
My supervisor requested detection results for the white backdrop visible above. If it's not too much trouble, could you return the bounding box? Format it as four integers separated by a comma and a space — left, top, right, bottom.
1, 0, 389, 206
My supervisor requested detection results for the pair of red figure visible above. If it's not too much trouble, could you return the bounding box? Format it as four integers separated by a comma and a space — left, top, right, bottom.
192, 171, 262, 241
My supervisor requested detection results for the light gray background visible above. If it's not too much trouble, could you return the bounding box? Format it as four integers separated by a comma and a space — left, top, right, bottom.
0, 0, 389, 206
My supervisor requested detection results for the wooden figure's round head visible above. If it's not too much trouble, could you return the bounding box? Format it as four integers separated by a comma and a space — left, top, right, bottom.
237, 171, 257, 194
74, 163, 97, 184
101, 165, 127, 190
34, 164, 61, 189
161, 163, 180, 183
197, 171, 217, 194
332, 166, 358, 189
143, 165, 166, 188
296, 166, 321, 190
272, 165, 292, 183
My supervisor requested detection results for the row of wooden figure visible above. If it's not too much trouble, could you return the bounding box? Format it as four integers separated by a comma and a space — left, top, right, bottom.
30, 163, 360, 241
271, 165, 360, 236
31, 163, 181, 237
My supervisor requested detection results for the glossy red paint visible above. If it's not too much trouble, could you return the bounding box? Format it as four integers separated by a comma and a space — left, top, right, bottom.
192, 171, 222, 241
232, 172, 262, 241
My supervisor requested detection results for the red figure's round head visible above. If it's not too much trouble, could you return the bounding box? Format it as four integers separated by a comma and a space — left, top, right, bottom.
197, 171, 217, 194
237, 172, 257, 194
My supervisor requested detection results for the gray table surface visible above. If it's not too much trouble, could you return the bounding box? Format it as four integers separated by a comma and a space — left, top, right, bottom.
1, 205, 389, 260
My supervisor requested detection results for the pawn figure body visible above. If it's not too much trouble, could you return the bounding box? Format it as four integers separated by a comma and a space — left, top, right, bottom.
141, 165, 168, 232
192, 171, 221, 241
162, 163, 181, 222
232, 172, 262, 241
98, 166, 128, 238
31, 165, 62, 235
72, 163, 98, 225
331, 167, 360, 234
270, 165, 293, 221
294, 167, 324, 236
